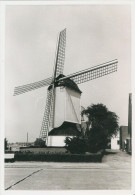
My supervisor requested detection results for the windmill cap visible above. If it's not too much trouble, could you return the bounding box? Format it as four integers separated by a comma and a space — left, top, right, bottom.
48, 74, 82, 94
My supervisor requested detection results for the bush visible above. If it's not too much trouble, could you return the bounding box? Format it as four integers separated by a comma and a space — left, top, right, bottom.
34, 138, 46, 148
65, 137, 87, 154
14, 151, 103, 162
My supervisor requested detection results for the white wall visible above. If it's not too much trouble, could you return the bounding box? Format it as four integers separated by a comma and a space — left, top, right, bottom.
53, 87, 65, 128
111, 137, 120, 149
51, 86, 81, 129
47, 136, 73, 147
65, 88, 81, 124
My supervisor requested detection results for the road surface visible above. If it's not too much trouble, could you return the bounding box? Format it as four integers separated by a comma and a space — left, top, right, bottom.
4, 149, 131, 190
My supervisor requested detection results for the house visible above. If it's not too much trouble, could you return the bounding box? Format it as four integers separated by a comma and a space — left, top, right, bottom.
111, 131, 120, 150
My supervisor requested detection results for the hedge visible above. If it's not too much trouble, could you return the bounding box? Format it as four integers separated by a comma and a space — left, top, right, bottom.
14, 150, 104, 162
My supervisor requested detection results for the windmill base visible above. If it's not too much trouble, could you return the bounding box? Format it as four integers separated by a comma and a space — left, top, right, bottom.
47, 136, 73, 147
47, 121, 82, 147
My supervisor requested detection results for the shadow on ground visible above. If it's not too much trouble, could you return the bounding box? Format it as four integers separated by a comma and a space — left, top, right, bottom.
104, 150, 117, 155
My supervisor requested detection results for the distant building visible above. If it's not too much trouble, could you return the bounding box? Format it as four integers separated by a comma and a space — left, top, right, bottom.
8, 142, 34, 152
119, 93, 132, 153
111, 131, 120, 150
120, 126, 129, 150
8, 143, 20, 152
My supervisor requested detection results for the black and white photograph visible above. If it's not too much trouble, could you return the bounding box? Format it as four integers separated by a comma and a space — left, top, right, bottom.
0, 1, 134, 194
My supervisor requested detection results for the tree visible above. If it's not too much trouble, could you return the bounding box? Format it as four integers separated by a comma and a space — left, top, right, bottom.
34, 138, 46, 148
82, 103, 119, 152
4, 138, 8, 151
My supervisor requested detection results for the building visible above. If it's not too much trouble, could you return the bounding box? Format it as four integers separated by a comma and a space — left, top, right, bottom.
8, 142, 34, 152
8, 143, 20, 152
119, 93, 132, 153
47, 75, 82, 147
120, 126, 129, 150
111, 131, 120, 150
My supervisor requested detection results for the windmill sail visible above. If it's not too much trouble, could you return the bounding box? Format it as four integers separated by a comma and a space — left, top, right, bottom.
50, 29, 66, 125
40, 88, 54, 141
49, 87, 55, 128
40, 29, 66, 141
14, 77, 52, 96
54, 29, 66, 78
14, 30, 66, 97
58, 59, 118, 85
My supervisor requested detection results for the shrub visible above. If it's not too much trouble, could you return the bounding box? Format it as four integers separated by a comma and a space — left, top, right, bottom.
14, 151, 103, 162
34, 138, 46, 148
65, 137, 87, 154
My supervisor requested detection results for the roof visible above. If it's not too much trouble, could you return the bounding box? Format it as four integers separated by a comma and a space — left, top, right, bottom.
48, 121, 82, 136
48, 74, 82, 94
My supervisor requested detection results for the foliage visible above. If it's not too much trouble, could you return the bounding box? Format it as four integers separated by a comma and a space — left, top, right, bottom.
85, 126, 110, 153
64, 104, 119, 153
82, 103, 119, 152
34, 138, 46, 148
14, 150, 103, 162
4, 138, 8, 151
65, 137, 87, 154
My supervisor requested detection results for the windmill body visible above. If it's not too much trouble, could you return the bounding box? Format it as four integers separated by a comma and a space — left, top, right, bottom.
47, 75, 82, 146
14, 29, 118, 147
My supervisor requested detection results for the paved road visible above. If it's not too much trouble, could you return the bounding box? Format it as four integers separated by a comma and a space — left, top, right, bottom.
4, 149, 131, 190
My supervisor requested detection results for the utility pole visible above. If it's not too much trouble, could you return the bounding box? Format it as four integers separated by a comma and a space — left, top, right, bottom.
128, 93, 132, 152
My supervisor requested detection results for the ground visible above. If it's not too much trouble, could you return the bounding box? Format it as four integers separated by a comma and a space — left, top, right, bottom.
4, 149, 131, 190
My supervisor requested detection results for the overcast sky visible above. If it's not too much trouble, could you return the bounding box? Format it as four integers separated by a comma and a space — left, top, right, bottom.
5, 5, 131, 143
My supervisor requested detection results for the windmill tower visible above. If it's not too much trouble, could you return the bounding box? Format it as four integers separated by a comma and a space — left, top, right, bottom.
14, 29, 118, 147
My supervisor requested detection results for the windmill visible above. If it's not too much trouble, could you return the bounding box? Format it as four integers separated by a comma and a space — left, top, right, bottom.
14, 29, 118, 147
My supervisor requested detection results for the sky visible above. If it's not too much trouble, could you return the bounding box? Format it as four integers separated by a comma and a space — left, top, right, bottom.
5, 4, 131, 143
